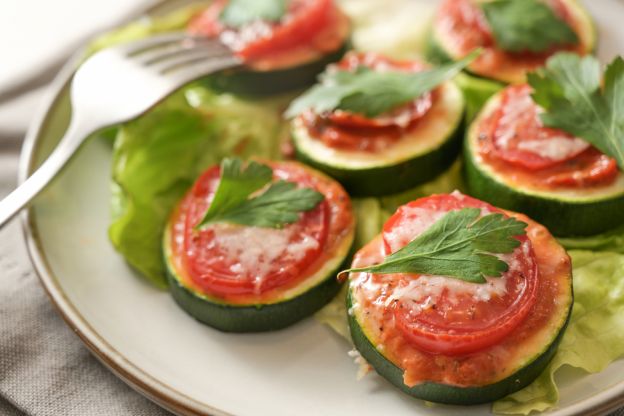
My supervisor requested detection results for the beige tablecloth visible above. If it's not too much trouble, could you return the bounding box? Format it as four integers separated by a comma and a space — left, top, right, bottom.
0, 126, 172, 415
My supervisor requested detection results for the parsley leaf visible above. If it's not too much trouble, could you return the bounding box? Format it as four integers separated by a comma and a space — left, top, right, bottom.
285, 50, 480, 119
481, 0, 578, 53
208, 181, 325, 228
527, 53, 624, 169
196, 158, 324, 229
219, 0, 286, 28
341, 208, 527, 284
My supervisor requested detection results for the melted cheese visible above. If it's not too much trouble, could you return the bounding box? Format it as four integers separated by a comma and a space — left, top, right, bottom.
347, 349, 372, 379
517, 136, 589, 160
211, 224, 319, 292
496, 92, 533, 148
220, 22, 273, 52
383, 206, 446, 253
384, 272, 510, 310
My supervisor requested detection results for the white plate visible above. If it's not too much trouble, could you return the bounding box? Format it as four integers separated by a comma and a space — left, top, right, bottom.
20, 1, 624, 415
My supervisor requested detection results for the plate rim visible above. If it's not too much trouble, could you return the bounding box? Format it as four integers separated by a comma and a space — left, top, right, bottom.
15, 0, 624, 415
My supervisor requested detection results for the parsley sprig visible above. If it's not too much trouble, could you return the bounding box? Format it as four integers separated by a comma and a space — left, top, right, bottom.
341, 208, 527, 284
528, 53, 624, 169
481, 0, 578, 53
219, 0, 287, 28
196, 158, 324, 229
285, 50, 480, 119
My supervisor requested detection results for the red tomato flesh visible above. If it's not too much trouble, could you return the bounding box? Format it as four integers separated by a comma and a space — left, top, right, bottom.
478, 85, 618, 188
301, 52, 436, 152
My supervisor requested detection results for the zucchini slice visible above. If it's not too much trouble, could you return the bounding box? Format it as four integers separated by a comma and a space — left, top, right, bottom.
205, 41, 349, 97
348, 290, 570, 405
165, 234, 351, 332
164, 161, 355, 332
292, 81, 465, 197
426, 0, 596, 84
347, 193, 573, 404
464, 90, 624, 237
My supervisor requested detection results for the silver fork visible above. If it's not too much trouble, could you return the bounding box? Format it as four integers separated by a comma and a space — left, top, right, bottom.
0, 33, 242, 228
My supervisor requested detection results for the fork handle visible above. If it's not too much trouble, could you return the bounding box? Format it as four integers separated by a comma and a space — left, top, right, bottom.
0, 120, 94, 228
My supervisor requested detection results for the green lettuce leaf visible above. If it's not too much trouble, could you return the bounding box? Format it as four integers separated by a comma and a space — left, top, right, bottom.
109, 87, 283, 287
558, 224, 624, 254
493, 250, 624, 414
454, 73, 504, 122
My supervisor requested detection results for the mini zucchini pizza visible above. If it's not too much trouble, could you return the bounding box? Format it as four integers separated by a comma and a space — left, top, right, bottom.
465, 84, 624, 236
288, 52, 467, 197
426, 0, 595, 84
346, 192, 572, 405
188, 0, 350, 95
164, 158, 354, 332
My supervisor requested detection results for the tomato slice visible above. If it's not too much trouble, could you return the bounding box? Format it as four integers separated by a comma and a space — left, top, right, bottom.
188, 0, 341, 61
381, 193, 539, 356
177, 163, 329, 299
478, 85, 619, 188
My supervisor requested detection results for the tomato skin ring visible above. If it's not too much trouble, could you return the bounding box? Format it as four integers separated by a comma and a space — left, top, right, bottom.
379, 193, 539, 356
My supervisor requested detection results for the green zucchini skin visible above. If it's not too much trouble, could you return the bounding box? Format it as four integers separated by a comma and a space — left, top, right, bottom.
464, 147, 624, 237
203, 42, 349, 97
167, 263, 345, 332
293, 115, 465, 198
347, 288, 572, 405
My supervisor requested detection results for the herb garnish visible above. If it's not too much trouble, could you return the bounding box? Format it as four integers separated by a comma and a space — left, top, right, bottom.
196, 158, 324, 229
340, 208, 527, 284
219, 0, 287, 28
528, 53, 624, 169
285, 50, 480, 119
481, 0, 578, 53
